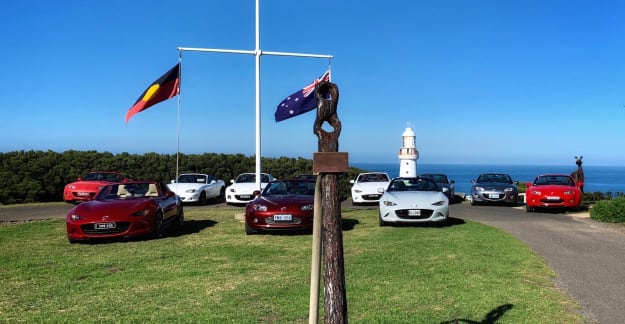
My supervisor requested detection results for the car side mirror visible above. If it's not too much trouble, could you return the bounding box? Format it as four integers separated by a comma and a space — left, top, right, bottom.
230, 179, 235, 184
166, 191, 175, 197
350, 180, 355, 184
210, 180, 216, 184
442, 187, 449, 193
253, 190, 261, 197
171, 179, 175, 184
377, 188, 385, 193
450, 180, 455, 184
471, 179, 476, 184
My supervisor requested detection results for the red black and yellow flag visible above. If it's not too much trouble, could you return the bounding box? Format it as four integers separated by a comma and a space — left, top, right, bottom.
125, 63, 180, 123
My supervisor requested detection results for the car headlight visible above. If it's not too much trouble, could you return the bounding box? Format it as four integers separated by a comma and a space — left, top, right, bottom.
67, 185, 76, 190
301, 204, 314, 211
382, 201, 396, 206
474, 186, 484, 191
70, 214, 82, 221
353, 189, 362, 193
229, 188, 236, 193
504, 187, 516, 192
185, 189, 197, 193
431, 200, 446, 206
251, 204, 268, 212
531, 190, 541, 195
564, 190, 573, 195
132, 209, 150, 216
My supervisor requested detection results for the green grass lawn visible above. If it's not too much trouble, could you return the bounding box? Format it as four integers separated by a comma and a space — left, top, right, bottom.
0, 206, 583, 323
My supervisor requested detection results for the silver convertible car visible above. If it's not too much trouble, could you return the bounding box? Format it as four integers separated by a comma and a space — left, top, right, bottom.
378, 177, 449, 226
469, 173, 519, 206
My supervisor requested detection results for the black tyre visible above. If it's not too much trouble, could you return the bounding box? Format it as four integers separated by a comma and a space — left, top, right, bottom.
176, 205, 184, 228
198, 192, 207, 205
153, 210, 164, 238
378, 213, 387, 227
245, 222, 258, 235
526, 205, 534, 213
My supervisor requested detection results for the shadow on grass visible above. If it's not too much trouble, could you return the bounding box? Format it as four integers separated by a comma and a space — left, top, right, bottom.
384, 217, 466, 228
440, 303, 514, 324
168, 219, 217, 237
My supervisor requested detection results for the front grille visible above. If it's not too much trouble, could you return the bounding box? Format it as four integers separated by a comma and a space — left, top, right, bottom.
362, 194, 382, 201
81, 222, 131, 235
395, 209, 433, 220
266, 217, 303, 225
235, 195, 254, 201
540, 198, 564, 203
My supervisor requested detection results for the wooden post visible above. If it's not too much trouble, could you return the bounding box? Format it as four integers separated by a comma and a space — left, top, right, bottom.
312, 81, 348, 323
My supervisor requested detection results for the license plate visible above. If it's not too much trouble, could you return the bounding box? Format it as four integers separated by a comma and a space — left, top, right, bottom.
408, 209, 421, 216
274, 214, 292, 221
546, 196, 560, 200
95, 222, 116, 229
76, 192, 90, 197
488, 193, 500, 199
239, 195, 251, 199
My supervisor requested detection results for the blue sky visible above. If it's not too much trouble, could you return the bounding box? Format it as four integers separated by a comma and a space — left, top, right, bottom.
2, 0, 625, 166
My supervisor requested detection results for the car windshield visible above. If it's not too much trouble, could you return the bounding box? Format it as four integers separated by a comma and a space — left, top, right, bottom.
95, 183, 159, 200
263, 181, 315, 196
236, 174, 270, 183
534, 175, 575, 186
357, 173, 389, 182
387, 178, 439, 192
477, 174, 513, 184
83, 172, 122, 182
423, 174, 448, 183
178, 174, 207, 183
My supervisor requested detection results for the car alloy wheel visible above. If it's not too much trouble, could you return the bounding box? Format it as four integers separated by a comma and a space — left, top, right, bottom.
153, 210, 164, 238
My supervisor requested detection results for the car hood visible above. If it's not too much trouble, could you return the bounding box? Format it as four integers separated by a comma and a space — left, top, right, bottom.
228, 183, 267, 193
382, 191, 447, 203
256, 195, 314, 206
65, 180, 112, 190
353, 182, 389, 191
70, 199, 152, 218
168, 183, 205, 193
473, 182, 516, 190
529, 184, 577, 192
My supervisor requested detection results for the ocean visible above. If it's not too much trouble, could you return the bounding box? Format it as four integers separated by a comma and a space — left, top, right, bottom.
352, 163, 625, 195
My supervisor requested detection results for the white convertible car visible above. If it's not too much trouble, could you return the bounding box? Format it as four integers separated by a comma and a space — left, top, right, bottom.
168, 173, 225, 205
225, 172, 275, 205
378, 177, 449, 226
350, 172, 391, 205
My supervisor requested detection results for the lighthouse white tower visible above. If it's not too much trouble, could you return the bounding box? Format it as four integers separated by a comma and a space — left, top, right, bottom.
398, 126, 419, 177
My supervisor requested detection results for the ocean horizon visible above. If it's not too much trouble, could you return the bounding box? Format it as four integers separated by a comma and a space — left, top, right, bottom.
351, 162, 625, 195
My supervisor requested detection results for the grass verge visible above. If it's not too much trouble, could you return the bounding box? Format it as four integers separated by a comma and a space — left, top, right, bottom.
0, 207, 582, 323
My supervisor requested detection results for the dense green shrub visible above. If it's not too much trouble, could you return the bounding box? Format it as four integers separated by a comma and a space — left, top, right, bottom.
0, 150, 367, 205
590, 196, 625, 223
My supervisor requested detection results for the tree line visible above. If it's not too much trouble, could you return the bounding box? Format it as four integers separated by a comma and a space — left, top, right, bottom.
0, 150, 366, 205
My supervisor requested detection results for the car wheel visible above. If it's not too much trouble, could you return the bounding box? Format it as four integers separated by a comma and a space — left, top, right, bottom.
245, 222, 258, 235
378, 213, 387, 227
176, 206, 184, 228
198, 192, 207, 205
218, 187, 226, 202
469, 196, 477, 206
153, 210, 164, 238
526, 205, 534, 213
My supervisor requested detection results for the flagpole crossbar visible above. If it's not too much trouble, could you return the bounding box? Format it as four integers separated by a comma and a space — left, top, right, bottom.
178, 47, 333, 59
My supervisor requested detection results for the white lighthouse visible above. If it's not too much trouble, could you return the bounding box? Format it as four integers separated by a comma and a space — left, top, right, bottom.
398, 126, 419, 177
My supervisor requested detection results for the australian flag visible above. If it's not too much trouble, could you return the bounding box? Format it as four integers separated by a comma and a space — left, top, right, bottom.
274, 70, 331, 122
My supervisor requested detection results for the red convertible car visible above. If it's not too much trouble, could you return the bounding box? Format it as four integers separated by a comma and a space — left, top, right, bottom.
245, 179, 316, 235
63, 171, 128, 203
525, 174, 582, 212
66, 181, 184, 243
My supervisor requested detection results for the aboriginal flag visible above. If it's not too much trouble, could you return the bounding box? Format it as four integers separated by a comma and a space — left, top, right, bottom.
274, 70, 330, 122
125, 63, 180, 123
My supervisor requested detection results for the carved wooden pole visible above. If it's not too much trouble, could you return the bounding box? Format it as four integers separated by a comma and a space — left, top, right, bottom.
312, 81, 348, 323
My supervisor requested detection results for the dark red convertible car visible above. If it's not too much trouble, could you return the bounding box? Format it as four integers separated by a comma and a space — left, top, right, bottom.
245, 179, 316, 235
66, 181, 184, 243
525, 174, 582, 212
63, 171, 128, 203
